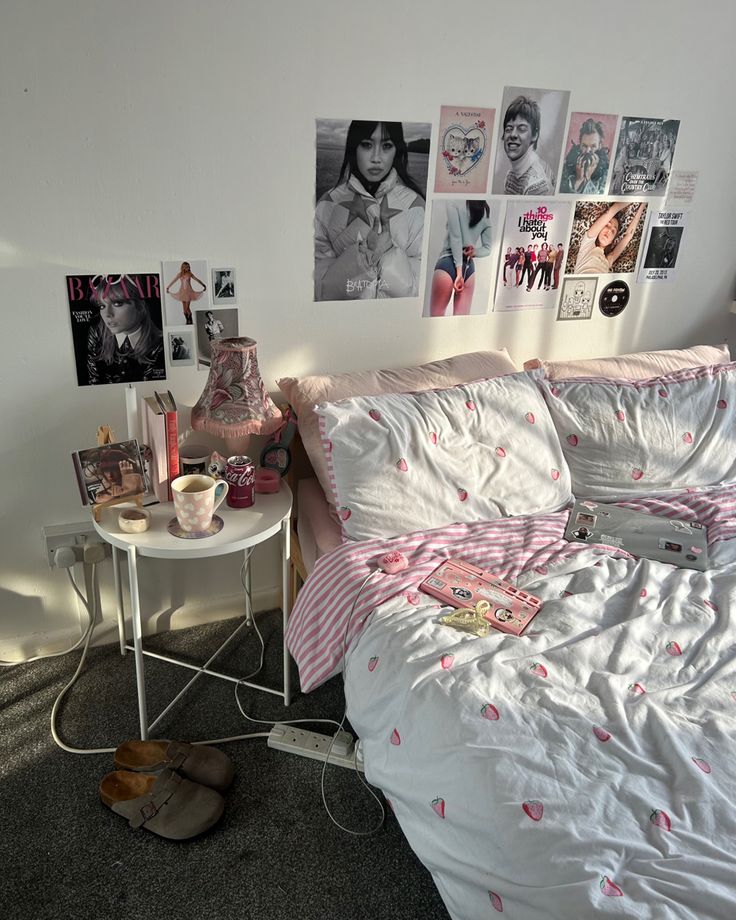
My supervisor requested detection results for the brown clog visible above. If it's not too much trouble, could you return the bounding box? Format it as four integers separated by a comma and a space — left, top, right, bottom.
99, 768, 225, 840
114, 740, 234, 792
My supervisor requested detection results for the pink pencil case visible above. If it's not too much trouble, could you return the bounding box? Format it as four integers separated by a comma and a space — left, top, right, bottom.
419, 558, 543, 636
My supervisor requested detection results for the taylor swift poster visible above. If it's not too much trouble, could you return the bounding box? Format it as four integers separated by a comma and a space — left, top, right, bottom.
314, 118, 431, 301
161, 259, 210, 325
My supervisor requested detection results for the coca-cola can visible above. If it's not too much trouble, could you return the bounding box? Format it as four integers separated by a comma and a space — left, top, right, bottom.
224, 455, 255, 508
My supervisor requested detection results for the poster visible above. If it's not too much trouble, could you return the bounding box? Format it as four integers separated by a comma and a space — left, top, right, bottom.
194, 307, 239, 369
493, 200, 572, 312
609, 117, 680, 196
565, 201, 648, 276
66, 273, 166, 387
491, 86, 570, 196
434, 106, 495, 194
558, 112, 618, 195
314, 118, 431, 301
161, 259, 210, 325
422, 199, 501, 318
637, 210, 687, 283
556, 277, 598, 321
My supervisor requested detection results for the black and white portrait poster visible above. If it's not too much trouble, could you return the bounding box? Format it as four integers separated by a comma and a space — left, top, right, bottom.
194, 307, 239, 370
422, 199, 501, 318
637, 210, 687, 283
66, 273, 166, 387
493, 200, 572, 312
212, 267, 237, 304
167, 330, 195, 367
556, 277, 598, 322
565, 201, 648, 276
610, 117, 680, 196
314, 118, 431, 301
491, 86, 570, 196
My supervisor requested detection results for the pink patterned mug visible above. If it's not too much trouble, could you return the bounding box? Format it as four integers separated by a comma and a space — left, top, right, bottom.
171, 474, 229, 533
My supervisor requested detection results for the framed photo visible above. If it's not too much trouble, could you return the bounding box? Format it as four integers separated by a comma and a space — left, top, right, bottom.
212, 267, 237, 304
167, 330, 195, 367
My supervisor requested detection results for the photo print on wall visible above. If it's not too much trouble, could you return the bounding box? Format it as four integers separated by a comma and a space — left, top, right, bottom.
434, 106, 495, 194
314, 117, 431, 301
167, 330, 195, 367
491, 86, 570, 196
609, 117, 680, 196
556, 277, 598, 322
66, 273, 166, 387
494, 200, 572, 312
423, 198, 501, 318
212, 267, 237, 304
565, 201, 648, 276
558, 111, 618, 195
161, 259, 209, 325
194, 307, 239, 369
637, 209, 687, 283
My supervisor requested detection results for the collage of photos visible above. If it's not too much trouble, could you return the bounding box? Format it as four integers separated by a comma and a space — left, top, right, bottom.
312, 91, 685, 323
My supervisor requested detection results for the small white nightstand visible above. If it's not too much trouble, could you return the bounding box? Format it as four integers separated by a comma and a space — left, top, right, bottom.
93, 484, 293, 739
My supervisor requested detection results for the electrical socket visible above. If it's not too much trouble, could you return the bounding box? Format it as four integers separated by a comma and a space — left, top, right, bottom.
267, 724, 364, 772
42, 521, 97, 568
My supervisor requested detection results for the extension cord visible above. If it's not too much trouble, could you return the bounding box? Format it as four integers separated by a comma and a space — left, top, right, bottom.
267, 723, 364, 772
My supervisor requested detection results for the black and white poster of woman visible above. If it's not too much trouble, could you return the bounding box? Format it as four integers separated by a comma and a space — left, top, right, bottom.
66, 273, 166, 387
491, 86, 570, 196
314, 118, 431, 301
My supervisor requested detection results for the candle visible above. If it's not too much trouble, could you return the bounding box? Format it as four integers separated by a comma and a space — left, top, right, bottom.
125, 384, 139, 443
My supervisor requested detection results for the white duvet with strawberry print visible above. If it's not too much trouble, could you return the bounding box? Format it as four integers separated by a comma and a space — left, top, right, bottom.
338, 485, 736, 920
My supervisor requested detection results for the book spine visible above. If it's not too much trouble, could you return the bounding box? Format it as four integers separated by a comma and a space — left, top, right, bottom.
164, 410, 179, 500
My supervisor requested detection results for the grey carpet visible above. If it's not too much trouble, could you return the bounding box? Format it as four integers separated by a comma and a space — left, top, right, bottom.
1, 610, 449, 920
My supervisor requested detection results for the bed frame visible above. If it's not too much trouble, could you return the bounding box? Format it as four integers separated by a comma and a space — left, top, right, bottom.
284, 431, 317, 608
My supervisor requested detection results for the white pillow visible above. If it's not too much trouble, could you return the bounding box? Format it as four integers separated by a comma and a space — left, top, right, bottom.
316, 372, 572, 542
536, 363, 736, 499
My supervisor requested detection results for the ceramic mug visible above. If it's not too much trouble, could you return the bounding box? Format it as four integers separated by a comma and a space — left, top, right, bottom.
171, 474, 229, 533
179, 444, 212, 476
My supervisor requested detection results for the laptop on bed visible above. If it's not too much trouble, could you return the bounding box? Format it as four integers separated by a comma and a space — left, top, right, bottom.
565, 499, 709, 571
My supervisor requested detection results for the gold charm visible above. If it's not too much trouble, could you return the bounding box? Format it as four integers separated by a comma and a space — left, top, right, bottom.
440, 600, 492, 637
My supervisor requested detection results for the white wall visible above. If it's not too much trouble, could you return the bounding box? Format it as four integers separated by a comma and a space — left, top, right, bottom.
2, 0, 735, 657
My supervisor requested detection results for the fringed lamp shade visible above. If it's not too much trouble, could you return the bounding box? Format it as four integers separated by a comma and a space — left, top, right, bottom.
191, 338, 282, 442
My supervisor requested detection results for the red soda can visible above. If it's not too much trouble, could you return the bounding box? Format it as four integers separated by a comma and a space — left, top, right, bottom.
225, 455, 255, 508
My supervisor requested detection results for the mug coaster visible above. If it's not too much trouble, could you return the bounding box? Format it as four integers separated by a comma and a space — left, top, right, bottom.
167, 515, 224, 539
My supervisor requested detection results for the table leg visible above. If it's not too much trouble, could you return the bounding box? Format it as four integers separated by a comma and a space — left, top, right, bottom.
281, 517, 291, 707
126, 544, 149, 739
243, 549, 253, 626
112, 545, 126, 656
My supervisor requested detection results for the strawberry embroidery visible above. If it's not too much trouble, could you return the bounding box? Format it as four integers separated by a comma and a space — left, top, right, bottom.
367, 656, 379, 672
599, 876, 623, 897
628, 682, 646, 695
396, 458, 408, 472
406, 592, 421, 606
717, 399, 728, 409
440, 653, 454, 670
524, 412, 535, 424
593, 726, 612, 742
457, 488, 468, 502
530, 661, 548, 678
566, 434, 579, 447
615, 409, 625, 421
390, 728, 401, 745
640, 588, 648, 598
431, 796, 445, 818
495, 446, 507, 458
522, 800, 543, 821
337, 506, 351, 522
481, 703, 500, 721
368, 408, 381, 421
649, 809, 672, 831
665, 641, 682, 656
682, 432, 693, 444
488, 891, 504, 912
428, 431, 438, 444
692, 757, 712, 774
466, 400, 476, 411
551, 468, 561, 481
631, 467, 644, 481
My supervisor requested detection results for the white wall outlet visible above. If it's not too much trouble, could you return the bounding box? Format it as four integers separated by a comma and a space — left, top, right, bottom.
42, 521, 96, 568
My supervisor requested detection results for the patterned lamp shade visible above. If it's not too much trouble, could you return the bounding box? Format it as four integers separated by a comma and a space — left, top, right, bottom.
191, 337, 282, 439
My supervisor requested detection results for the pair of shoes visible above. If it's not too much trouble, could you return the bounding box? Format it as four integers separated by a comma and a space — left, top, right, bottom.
100, 740, 233, 840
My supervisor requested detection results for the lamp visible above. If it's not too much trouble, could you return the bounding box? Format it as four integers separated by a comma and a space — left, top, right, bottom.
191, 337, 282, 456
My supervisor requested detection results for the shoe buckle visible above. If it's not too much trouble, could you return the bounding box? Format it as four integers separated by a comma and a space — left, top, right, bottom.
140, 801, 158, 821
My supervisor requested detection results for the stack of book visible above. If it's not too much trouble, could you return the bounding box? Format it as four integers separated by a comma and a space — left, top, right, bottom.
141, 391, 180, 502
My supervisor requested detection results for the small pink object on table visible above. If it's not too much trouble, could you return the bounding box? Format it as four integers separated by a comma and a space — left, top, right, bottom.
255, 468, 281, 494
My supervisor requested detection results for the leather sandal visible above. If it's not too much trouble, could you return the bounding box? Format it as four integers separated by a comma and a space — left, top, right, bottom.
114, 740, 234, 792
100, 768, 225, 840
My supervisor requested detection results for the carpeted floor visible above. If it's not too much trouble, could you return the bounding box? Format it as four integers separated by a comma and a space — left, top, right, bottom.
1, 610, 449, 920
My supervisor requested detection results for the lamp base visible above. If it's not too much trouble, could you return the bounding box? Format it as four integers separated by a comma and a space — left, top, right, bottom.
224, 435, 252, 458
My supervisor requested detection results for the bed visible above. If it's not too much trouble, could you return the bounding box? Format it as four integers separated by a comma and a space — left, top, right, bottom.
280, 343, 736, 920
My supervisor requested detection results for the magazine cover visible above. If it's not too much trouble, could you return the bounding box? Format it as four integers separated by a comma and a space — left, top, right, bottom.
66, 273, 166, 387
161, 259, 210, 325
314, 118, 431, 301
565, 201, 648, 276
434, 106, 495, 194
558, 111, 618, 195
609, 117, 680, 196
71, 439, 149, 506
493, 200, 572, 312
491, 86, 570, 196
422, 199, 501, 318
637, 210, 687, 283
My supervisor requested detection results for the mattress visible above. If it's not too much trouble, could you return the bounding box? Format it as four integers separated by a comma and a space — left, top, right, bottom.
296, 476, 342, 575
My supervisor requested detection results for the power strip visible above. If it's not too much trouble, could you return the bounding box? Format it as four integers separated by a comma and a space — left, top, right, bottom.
267, 723, 364, 772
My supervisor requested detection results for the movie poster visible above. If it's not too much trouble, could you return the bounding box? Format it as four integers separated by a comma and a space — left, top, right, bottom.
434, 106, 495, 194
66, 273, 166, 387
493, 200, 572, 312
314, 118, 431, 301
422, 199, 501, 318
491, 86, 570, 196
564, 201, 648, 276
558, 111, 618, 195
609, 117, 680, 196
637, 210, 687, 283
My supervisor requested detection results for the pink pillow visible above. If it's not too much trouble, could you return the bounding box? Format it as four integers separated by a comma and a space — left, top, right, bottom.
277, 349, 518, 506
523, 343, 730, 380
